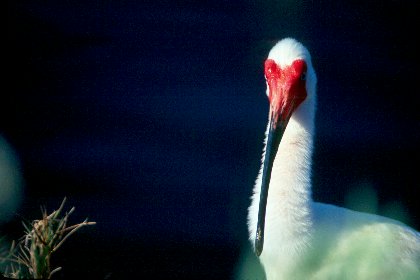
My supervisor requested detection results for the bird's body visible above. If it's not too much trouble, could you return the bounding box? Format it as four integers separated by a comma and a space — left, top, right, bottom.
247, 38, 420, 279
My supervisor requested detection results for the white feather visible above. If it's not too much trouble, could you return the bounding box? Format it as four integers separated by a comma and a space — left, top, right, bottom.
247, 38, 420, 280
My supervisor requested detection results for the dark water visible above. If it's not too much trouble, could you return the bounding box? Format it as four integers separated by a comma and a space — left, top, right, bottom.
5, 1, 419, 279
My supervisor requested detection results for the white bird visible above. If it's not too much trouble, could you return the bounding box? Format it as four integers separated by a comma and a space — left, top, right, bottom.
247, 38, 420, 280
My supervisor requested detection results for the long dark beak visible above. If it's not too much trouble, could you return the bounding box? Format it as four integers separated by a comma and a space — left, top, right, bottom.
254, 111, 290, 256
254, 58, 308, 256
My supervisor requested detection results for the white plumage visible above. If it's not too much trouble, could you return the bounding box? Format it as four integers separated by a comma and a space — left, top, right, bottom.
247, 38, 420, 280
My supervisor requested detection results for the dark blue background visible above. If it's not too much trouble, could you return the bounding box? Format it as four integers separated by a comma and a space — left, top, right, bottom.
5, 1, 419, 279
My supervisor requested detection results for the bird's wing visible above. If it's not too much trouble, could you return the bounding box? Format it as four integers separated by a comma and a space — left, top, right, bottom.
308, 203, 420, 280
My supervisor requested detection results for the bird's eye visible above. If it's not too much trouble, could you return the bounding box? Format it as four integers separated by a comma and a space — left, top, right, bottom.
300, 72, 306, 81
265, 59, 278, 78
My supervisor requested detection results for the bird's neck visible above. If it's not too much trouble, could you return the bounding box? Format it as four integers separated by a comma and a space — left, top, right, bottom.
248, 99, 316, 267
267, 114, 313, 213
260, 101, 315, 244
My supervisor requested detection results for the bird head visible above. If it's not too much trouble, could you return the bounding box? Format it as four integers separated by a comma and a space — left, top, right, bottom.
255, 38, 317, 256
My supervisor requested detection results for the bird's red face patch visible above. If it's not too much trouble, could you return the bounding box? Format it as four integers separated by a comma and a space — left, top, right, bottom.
264, 59, 307, 128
